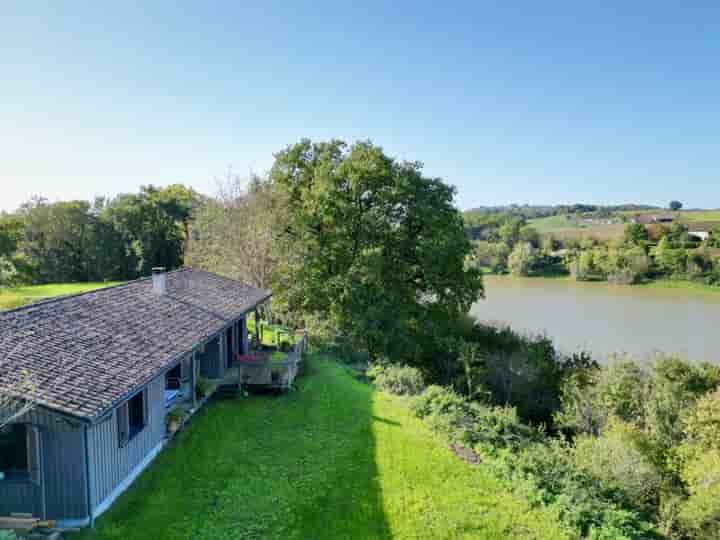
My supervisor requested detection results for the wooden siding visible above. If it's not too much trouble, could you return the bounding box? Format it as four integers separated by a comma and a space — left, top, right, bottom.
86, 375, 166, 510
0, 407, 88, 521
199, 335, 222, 379
0, 481, 42, 517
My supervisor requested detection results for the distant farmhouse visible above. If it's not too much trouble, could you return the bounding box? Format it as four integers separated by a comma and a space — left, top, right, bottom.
630, 214, 675, 225
0, 268, 270, 527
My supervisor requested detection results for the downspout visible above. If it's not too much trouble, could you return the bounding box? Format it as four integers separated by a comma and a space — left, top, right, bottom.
84, 425, 95, 528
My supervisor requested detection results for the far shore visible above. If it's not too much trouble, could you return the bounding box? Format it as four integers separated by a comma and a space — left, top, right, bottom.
483, 272, 720, 296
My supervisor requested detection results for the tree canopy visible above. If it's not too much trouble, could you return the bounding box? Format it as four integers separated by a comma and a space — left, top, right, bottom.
269, 139, 483, 361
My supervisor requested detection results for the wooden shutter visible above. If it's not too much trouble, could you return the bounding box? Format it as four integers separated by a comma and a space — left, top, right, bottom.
117, 404, 129, 448
180, 356, 190, 382
142, 388, 149, 428
27, 426, 41, 485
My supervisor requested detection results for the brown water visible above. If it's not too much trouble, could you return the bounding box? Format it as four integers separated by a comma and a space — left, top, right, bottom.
472, 276, 720, 363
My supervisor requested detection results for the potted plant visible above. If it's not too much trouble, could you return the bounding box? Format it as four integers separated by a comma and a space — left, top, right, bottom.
166, 409, 184, 435
195, 377, 211, 400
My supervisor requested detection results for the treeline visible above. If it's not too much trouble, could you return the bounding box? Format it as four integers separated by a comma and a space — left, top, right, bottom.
565, 223, 720, 285
465, 203, 659, 225
0, 185, 199, 286
468, 213, 720, 286
369, 324, 720, 539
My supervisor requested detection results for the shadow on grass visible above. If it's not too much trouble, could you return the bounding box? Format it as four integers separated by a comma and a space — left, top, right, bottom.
73, 354, 391, 540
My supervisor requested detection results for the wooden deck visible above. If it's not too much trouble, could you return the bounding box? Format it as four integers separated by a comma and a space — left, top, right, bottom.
230, 333, 308, 391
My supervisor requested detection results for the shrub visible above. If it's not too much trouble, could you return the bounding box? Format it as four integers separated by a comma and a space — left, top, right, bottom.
682, 388, 720, 451
573, 421, 662, 513
597, 359, 647, 424
195, 377, 211, 399
412, 386, 539, 451
487, 439, 656, 539
410, 385, 466, 419
678, 449, 720, 538
374, 365, 425, 396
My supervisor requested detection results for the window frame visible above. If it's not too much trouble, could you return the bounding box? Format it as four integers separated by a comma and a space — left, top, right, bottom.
117, 388, 149, 448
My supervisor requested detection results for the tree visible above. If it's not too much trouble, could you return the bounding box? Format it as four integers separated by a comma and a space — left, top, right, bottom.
508, 242, 537, 276
105, 185, 200, 276
669, 201, 683, 211
623, 223, 649, 246
519, 226, 540, 248
269, 139, 483, 362
186, 174, 279, 290
498, 218, 523, 247
568, 250, 595, 281
655, 237, 686, 275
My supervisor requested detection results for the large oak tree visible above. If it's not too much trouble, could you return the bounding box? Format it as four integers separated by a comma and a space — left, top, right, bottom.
270, 140, 483, 362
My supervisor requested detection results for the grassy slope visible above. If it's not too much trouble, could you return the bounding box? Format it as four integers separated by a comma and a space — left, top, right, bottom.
528, 216, 624, 241
0, 282, 123, 311
75, 358, 566, 540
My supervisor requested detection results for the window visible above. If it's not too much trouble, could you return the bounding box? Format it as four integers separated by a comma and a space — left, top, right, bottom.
117, 389, 148, 447
0, 424, 40, 483
0, 424, 27, 475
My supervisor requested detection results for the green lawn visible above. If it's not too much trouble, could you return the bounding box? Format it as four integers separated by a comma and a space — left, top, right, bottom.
75, 357, 566, 540
0, 282, 122, 311
528, 214, 579, 233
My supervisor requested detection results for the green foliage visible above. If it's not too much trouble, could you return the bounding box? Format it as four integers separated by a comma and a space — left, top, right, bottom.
410, 385, 539, 452
372, 365, 425, 396
573, 420, 662, 512
270, 139, 483, 363
624, 223, 650, 245
682, 388, 720, 451
195, 377, 211, 399
669, 201, 683, 211
2, 185, 200, 285
508, 242, 537, 276
472, 240, 510, 273
486, 439, 657, 539
677, 449, 720, 538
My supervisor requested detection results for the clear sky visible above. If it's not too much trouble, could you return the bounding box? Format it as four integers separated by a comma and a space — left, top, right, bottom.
2, 1, 719, 212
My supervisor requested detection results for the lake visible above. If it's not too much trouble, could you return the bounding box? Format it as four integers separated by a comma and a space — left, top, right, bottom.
472, 276, 720, 364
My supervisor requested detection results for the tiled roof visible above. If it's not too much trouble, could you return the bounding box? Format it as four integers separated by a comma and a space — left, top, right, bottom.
0, 268, 270, 421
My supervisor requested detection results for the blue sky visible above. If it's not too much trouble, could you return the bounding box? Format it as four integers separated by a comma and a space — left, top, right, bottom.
2, 1, 719, 211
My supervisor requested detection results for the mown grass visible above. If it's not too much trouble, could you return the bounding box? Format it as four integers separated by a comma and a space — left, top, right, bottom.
0, 282, 122, 311
74, 357, 566, 540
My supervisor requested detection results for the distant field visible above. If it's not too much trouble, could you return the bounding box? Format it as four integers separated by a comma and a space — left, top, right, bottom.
527, 215, 578, 232
619, 210, 720, 223
529, 215, 625, 241
0, 282, 122, 311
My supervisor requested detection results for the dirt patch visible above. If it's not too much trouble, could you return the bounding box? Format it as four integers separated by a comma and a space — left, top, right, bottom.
450, 443, 482, 466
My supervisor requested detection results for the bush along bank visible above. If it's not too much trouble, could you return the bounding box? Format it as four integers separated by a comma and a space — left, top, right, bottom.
368, 347, 720, 540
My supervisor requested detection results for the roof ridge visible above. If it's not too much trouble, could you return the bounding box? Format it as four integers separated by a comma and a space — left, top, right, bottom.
0, 268, 192, 315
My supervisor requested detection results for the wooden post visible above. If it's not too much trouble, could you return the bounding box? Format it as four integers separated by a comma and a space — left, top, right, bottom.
254, 307, 261, 346
191, 351, 197, 408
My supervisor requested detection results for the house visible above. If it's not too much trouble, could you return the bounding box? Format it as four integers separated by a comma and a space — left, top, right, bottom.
653, 214, 675, 223
0, 268, 270, 527
685, 223, 716, 242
